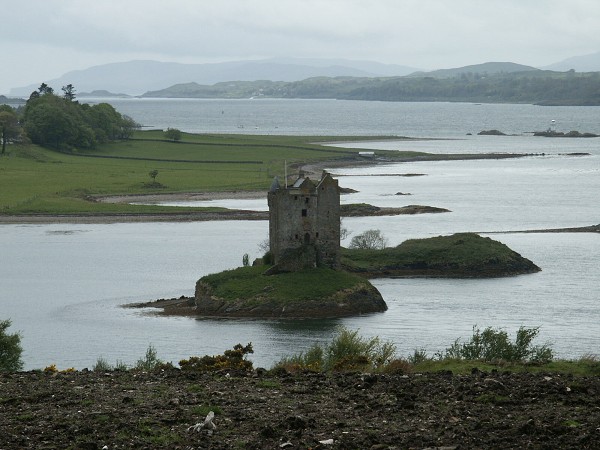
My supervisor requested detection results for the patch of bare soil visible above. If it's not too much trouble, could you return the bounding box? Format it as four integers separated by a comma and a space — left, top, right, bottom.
1, 369, 598, 449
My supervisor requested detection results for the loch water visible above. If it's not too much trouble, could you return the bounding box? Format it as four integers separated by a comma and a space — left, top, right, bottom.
1, 99, 599, 369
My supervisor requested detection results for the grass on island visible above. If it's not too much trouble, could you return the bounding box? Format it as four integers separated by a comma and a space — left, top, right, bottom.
342, 232, 539, 275
1, 131, 426, 215
200, 265, 370, 303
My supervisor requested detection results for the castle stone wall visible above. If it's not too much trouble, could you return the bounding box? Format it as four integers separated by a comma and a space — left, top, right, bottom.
268, 172, 340, 270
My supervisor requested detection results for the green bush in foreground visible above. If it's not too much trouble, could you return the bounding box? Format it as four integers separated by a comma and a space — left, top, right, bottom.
273, 326, 557, 374
92, 345, 163, 372
274, 327, 396, 373
180, 343, 254, 372
134, 344, 164, 371
0, 319, 23, 372
441, 325, 554, 364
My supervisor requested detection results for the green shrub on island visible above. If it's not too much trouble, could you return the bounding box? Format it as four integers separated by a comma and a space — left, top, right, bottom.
342, 232, 540, 277
349, 228, 389, 250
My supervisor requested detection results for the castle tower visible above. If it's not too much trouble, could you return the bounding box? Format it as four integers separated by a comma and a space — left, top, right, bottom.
267, 171, 340, 270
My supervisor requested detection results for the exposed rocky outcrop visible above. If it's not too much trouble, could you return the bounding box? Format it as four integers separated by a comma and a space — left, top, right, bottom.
478, 129, 507, 136
533, 130, 599, 137
341, 203, 450, 216
194, 279, 387, 319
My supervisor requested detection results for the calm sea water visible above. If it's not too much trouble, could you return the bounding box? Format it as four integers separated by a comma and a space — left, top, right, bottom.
2, 99, 599, 369
87, 97, 600, 137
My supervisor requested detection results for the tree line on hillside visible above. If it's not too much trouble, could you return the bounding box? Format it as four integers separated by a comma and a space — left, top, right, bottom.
0, 83, 139, 154
144, 70, 600, 106
338, 71, 600, 105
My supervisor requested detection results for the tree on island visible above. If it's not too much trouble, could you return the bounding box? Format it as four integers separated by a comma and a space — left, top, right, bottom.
349, 229, 388, 250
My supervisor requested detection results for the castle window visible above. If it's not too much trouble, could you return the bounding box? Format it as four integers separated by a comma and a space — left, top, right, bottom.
305, 197, 309, 204
301, 209, 307, 217
316, 232, 319, 238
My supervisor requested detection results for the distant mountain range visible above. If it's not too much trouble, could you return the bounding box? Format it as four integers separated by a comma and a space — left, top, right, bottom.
10, 52, 600, 104
9, 58, 419, 97
7, 53, 600, 102
542, 51, 600, 72
140, 67, 600, 106
407, 62, 538, 78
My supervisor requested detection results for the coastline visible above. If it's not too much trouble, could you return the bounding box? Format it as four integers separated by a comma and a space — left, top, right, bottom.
0, 152, 594, 226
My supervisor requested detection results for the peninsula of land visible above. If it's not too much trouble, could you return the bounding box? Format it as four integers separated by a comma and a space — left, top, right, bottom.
0, 127, 553, 224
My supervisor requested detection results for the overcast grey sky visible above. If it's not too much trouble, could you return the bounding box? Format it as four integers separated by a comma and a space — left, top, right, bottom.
2, 0, 599, 94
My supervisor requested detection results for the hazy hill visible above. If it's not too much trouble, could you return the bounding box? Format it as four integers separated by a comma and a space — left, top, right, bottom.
9, 58, 419, 97
142, 68, 600, 106
542, 51, 600, 72
408, 62, 538, 78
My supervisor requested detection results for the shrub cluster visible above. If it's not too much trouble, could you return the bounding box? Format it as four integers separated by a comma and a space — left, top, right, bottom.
0, 319, 23, 372
441, 326, 554, 364
275, 326, 556, 374
179, 343, 254, 372
274, 327, 396, 373
1, 324, 564, 375
92, 345, 165, 372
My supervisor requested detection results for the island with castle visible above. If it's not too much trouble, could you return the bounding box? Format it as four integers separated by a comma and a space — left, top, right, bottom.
178, 171, 537, 319
193, 171, 389, 318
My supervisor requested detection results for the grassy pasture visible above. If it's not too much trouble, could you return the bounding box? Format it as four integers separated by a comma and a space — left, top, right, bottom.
1, 132, 408, 215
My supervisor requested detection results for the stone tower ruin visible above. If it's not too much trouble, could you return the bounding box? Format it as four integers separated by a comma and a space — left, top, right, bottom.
267, 171, 340, 271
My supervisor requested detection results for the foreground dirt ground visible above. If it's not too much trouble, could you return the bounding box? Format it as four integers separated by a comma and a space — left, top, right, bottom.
1, 369, 599, 449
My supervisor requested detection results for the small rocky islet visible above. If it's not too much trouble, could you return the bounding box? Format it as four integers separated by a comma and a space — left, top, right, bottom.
138, 233, 540, 319
135, 172, 541, 320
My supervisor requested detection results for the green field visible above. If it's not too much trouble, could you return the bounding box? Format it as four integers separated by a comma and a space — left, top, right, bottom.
1, 131, 419, 215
